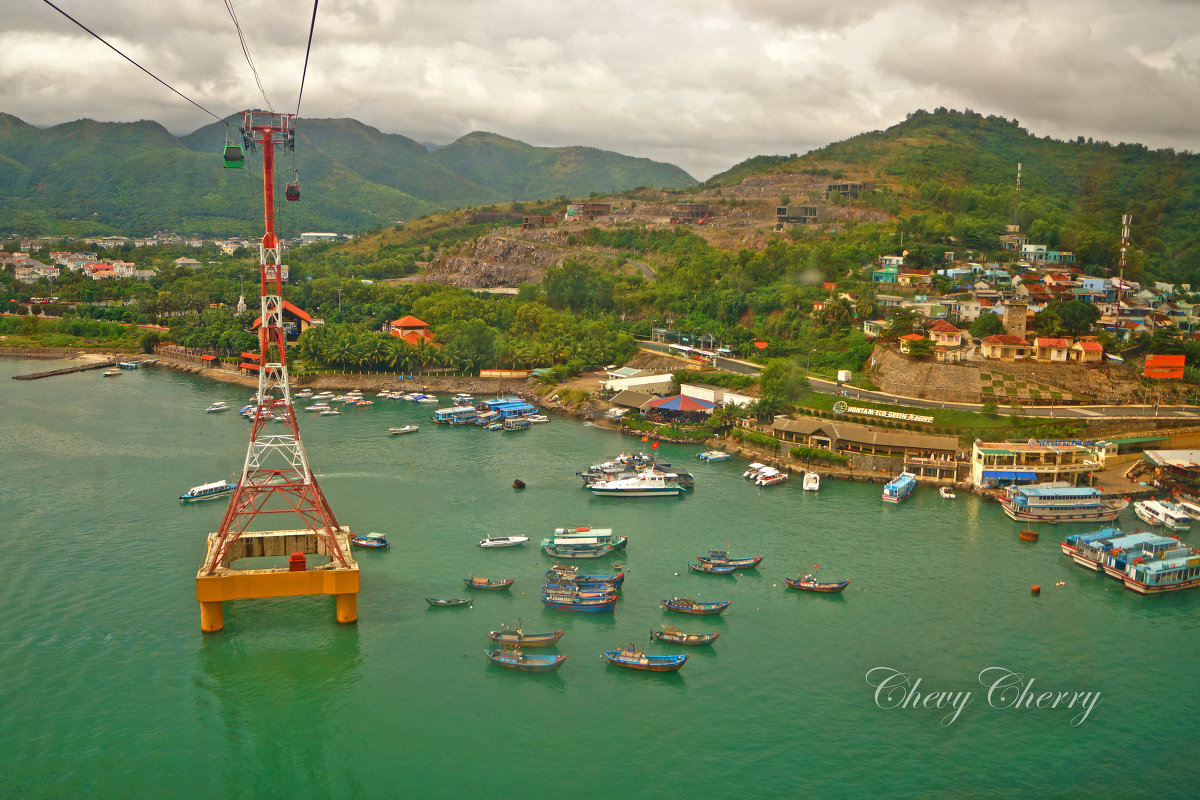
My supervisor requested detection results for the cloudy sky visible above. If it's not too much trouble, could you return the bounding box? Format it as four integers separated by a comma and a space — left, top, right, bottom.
2, 0, 1198, 179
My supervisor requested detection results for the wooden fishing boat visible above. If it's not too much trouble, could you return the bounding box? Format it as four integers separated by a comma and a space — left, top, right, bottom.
546, 565, 625, 587
603, 645, 687, 672
487, 625, 565, 648
662, 597, 730, 615
542, 585, 617, 612
464, 576, 515, 590
687, 561, 736, 575
1019, 529, 1039, 542
785, 575, 850, 593
350, 533, 390, 548
651, 625, 720, 646
697, 550, 764, 569
425, 597, 472, 607
484, 647, 566, 672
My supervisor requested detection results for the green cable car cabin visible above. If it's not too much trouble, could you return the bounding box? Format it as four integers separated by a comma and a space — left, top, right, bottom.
222, 143, 245, 169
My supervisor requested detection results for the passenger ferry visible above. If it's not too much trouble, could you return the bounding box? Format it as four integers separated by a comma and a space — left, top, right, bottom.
432, 405, 478, 424
180, 479, 237, 502
1120, 544, 1200, 594
1133, 499, 1192, 531
540, 527, 628, 558
1000, 481, 1128, 524
1061, 528, 1200, 594
881, 472, 917, 503
588, 469, 686, 497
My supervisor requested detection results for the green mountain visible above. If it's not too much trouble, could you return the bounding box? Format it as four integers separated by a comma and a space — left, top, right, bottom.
0, 113, 697, 238
707, 109, 1200, 280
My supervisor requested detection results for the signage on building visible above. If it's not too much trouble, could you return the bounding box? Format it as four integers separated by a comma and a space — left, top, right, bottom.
833, 400, 934, 424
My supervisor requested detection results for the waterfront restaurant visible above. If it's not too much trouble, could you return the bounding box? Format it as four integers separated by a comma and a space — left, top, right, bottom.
970, 440, 1101, 488
772, 416, 960, 480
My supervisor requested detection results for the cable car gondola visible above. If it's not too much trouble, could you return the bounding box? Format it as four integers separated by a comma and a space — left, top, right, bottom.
285, 170, 300, 201
222, 125, 245, 169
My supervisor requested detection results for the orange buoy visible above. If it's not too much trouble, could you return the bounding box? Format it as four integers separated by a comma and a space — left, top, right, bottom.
1031, 585, 1041, 594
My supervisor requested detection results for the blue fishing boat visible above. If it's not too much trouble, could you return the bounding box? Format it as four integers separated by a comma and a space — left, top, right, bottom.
785, 575, 850, 593
541, 585, 617, 613
464, 576, 514, 590
651, 625, 720, 646
179, 479, 237, 502
688, 561, 736, 575
662, 597, 729, 615
881, 472, 917, 503
603, 645, 687, 672
350, 532, 390, 549
697, 550, 763, 569
546, 565, 625, 587
484, 647, 566, 672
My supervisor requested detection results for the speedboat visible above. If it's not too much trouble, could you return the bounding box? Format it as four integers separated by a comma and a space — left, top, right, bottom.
102, 369, 120, 377
479, 536, 530, 548
802, 472, 820, 491
940, 485, 956, 499
388, 425, 418, 435
755, 467, 788, 486
303, 403, 331, 412
320, 409, 342, 416
205, 402, 230, 413
697, 450, 731, 462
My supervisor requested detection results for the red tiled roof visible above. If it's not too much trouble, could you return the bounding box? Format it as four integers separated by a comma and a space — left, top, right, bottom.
982, 335, 1029, 345
900, 333, 925, 341
251, 299, 311, 328
390, 315, 428, 328
1075, 342, 1103, 352
926, 319, 960, 333
1034, 337, 1070, 348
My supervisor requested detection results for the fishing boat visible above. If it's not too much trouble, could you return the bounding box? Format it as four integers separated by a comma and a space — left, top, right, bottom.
881, 472, 917, 503
803, 472, 820, 491
179, 479, 237, 502
479, 535, 529, 548
939, 485, 956, 499
205, 401, 230, 413
651, 625, 720, 646
696, 450, 731, 462
541, 584, 617, 612
589, 469, 685, 497
350, 533, 390, 548
999, 481, 1129, 524
425, 597, 472, 607
1019, 529, 1039, 541
484, 647, 566, 672
687, 561, 737, 575
546, 565, 625, 587
1134, 499, 1192, 531
387, 425, 419, 435
603, 645, 687, 672
785, 575, 850, 593
662, 597, 730, 615
464, 576, 514, 590
487, 625, 565, 648
696, 550, 763, 569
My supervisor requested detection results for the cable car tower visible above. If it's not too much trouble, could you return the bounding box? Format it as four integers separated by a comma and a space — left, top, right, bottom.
197, 110, 358, 632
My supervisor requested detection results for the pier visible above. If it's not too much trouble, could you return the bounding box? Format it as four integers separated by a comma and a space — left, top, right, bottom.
12, 360, 118, 380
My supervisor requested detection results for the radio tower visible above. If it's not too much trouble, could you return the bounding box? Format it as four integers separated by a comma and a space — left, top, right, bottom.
196, 110, 359, 632
1013, 162, 1022, 230
1118, 213, 1132, 282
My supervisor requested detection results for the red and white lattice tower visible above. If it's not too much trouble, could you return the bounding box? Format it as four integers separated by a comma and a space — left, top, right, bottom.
203, 110, 348, 574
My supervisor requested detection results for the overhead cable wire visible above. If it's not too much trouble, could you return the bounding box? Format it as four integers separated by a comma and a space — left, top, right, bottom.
39, 0, 223, 121
295, 0, 319, 117
222, 0, 274, 111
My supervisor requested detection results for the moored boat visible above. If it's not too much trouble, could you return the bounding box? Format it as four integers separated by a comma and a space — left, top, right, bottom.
688, 561, 737, 575
696, 550, 763, 569
1000, 482, 1129, 524
502, 417, 531, 431
1060, 527, 1200, 593
589, 470, 685, 497
742, 462, 767, 480
180, 479, 237, 502
350, 533, 390, 548
484, 647, 566, 672
882, 472, 917, 503
662, 597, 729, 615
939, 485, 956, 499
464, 576, 515, 590
1134, 499, 1192, 531
541, 584, 617, 612
205, 401, 230, 412
755, 466, 789, 486
102, 368, 121, 376
697, 450, 731, 462
388, 425, 419, 435
785, 575, 850, 593
651, 625, 720, 646
546, 565, 625, 587
425, 597, 472, 607
603, 645, 687, 672
803, 472, 820, 491
487, 625, 565, 648
479, 536, 529, 548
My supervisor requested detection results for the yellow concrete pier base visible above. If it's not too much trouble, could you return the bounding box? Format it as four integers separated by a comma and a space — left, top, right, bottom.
196, 528, 360, 632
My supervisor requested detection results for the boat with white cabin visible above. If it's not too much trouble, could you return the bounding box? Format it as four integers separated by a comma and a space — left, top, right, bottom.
802, 472, 820, 491
755, 467, 788, 486
1134, 499, 1192, 531
180, 479, 237, 502
205, 401, 230, 413
1000, 481, 1128, 524
882, 472, 917, 503
588, 470, 686, 497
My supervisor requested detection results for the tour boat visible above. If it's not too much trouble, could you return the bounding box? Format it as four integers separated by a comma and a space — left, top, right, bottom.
116, 361, 141, 369
696, 450, 731, 462
1175, 497, 1200, 520
939, 486, 956, 499
432, 406, 477, 424
603, 645, 687, 672
755, 467, 788, 486
589, 470, 685, 497
882, 472, 917, 503
540, 527, 628, 559
180, 479, 237, 502
1060, 528, 1200, 594
1000, 482, 1129, 524
388, 425, 419, 435
1134, 499, 1192, 531
479, 535, 529, 548
484, 647, 566, 672
803, 472, 820, 491
503, 418, 531, 431
205, 401, 230, 412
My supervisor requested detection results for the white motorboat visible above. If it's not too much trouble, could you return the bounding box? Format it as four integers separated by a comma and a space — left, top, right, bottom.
755, 467, 788, 486
589, 469, 686, 497
479, 536, 530, 548
388, 425, 419, 435
939, 486, 956, 499
697, 450, 731, 462
320, 409, 343, 416
742, 462, 767, 480
1134, 499, 1192, 531
802, 472, 820, 491
303, 403, 331, 412
205, 402, 230, 413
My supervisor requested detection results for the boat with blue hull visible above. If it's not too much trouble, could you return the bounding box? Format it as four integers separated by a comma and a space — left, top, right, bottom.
484, 648, 566, 672
350, 533, 390, 549
541, 585, 617, 612
180, 479, 237, 502
546, 565, 625, 588
651, 625, 720, 646
1000, 481, 1128, 524
487, 625, 565, 648
662, 597, 729, 615
697, 550, 763, 569
881, 472, 917, 503
785, 575, 850, 593
688, 561, 736, 575
604, 645, 687, 672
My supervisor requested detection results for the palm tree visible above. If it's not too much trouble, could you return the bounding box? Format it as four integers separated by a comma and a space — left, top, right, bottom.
362, 335, 391, 372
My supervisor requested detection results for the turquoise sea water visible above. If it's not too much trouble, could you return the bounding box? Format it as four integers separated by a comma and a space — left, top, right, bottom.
1, 358, 1197, 799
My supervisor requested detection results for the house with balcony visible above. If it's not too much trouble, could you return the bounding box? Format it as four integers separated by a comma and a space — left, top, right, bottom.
926, 318, 964, 349
970, 441, 1101, 488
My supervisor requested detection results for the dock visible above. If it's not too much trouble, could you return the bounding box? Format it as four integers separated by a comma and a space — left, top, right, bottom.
11, 360, 119, 380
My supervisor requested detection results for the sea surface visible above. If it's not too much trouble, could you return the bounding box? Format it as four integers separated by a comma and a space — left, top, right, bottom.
1, 358, 1197, 799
